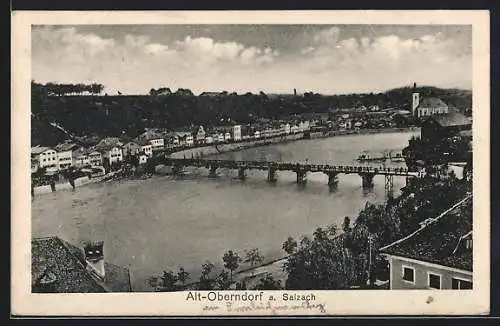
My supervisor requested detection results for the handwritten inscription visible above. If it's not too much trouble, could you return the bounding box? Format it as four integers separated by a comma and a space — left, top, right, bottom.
190, 291, 327, 315
225, 300, 327, 314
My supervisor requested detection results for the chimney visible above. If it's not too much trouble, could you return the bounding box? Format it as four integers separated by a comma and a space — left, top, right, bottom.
83, 240, 105, 280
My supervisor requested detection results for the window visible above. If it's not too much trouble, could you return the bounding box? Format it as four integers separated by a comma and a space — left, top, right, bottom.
452, 278, 473, 290
402, 266, 415, 283
428, 273, 441, 289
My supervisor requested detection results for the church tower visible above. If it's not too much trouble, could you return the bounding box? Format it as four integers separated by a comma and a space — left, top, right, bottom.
412, 82, 420, 116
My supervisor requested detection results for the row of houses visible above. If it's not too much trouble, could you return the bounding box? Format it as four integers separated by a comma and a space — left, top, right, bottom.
31, 121, 313, 174
171, 121, 310, 147
31, 131, 167, 174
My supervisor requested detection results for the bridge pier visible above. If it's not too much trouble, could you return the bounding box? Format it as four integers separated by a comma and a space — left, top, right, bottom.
385, 175, 394, 198
238, 167, 246, 180
296, 169, 307, 185
267, 167, 277, 183
208, 165, 218, 178
359, 173, 375, 189
325, 171, 339, 186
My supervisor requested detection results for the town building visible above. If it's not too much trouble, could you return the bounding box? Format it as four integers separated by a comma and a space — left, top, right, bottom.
186, 134, 194, 146
74, 149, 91, 168
123, 141, 140, 156
138, 153, 148, 165
217, 133, 225, 143
224, 132, 231, 142
232, 125, 242, 141
32, 236, 132, 293
196, 126, 206, 144
205, 136, 214, 144
254, 130, 261, 139
284, 123, 291, 135
138, 130, 164, 152
420, 112, 472, 144
138, 139, 153, 157
412, 84, 449, 118
97, 144, 123, 165
54, 142, 79, 170
173, 132, 191, 146
88, 151, 103, 167
31, 146, 58, 173
379, 196, 472, 290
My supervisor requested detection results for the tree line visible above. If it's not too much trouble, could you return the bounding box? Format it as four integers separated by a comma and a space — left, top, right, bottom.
32, 81, 105, 97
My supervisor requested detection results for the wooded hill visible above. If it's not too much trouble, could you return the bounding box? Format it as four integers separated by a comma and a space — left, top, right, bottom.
31, 82, 472, 147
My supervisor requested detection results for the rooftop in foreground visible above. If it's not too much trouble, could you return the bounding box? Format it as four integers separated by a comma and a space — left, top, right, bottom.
32, 236, 132, 293
379, 195, 472, 271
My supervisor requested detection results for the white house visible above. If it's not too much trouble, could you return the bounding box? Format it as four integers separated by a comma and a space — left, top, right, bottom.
254, 130, 261, 139
232, 125, 242, 141
98, 145, 123, 165
217, 133, 225, 143
196, 126, 206, 144
138, 153, 148, 165
284, 123, 291, 135
186, 134, 194, 146
31, 146, 58, 173
88, 151, 103, 167
74, 150, 91, 168
138, 139, 153, 157
205, 136, 214, 144
123, 141, 140, 156
290, 125, 299, 134
55, 142, 80, 170
224, 132, 232, 142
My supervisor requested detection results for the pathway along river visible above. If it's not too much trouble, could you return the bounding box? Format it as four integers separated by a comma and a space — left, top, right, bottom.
32, 130, 419, 291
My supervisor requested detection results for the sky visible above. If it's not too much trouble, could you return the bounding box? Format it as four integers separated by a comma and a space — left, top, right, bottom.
31, 25, 472, 95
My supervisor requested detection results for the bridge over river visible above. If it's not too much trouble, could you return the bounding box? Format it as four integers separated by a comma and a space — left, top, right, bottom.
162, 158, 423, 197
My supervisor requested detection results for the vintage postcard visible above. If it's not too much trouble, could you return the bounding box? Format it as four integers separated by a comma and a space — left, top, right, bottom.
11, 10, 490, 316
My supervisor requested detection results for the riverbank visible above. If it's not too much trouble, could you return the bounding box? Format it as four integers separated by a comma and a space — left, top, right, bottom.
32, 171, 121, 196
169, 132, 305, 159
309, 126, 420, 140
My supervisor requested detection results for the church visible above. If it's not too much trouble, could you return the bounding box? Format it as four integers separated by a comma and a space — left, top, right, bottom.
411, 83, 449, 118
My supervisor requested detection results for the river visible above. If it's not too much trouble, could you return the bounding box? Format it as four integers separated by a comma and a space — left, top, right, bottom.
31, 130, 419, 291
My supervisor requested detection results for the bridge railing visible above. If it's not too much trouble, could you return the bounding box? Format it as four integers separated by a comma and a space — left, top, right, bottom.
164, 157, 416, 175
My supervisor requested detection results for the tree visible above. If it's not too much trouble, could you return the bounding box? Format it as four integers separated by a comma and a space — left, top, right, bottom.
177, 267, 190, 287
282, 236, 298, 255
214, 270, 231, 290
198, 261, 215, 290
157, 270, 178, 292
342, 216, 351, 233
252, 273, 283, 290
243, 248, 264, 272
222, 250, 241, 283
284, 227, 349, 290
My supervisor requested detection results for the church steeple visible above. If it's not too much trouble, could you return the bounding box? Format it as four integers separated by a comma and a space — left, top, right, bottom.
412, 82, 420, 116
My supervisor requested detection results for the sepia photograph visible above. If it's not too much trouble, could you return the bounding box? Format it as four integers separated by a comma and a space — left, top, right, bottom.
12, 11, 490, 316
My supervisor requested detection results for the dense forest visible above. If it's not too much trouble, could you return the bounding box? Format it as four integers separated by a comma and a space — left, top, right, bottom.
31, 81, 472, 147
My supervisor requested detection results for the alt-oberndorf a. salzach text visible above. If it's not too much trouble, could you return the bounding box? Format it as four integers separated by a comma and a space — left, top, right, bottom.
186, 291, 316, 302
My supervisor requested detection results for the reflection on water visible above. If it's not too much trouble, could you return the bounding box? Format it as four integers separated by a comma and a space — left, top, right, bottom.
32, 131, 419, 291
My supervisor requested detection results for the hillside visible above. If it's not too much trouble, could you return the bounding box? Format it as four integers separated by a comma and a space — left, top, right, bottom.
31, 83, 472, 147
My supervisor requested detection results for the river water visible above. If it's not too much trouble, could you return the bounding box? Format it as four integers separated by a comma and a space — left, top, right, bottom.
31, 130, 419, 291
